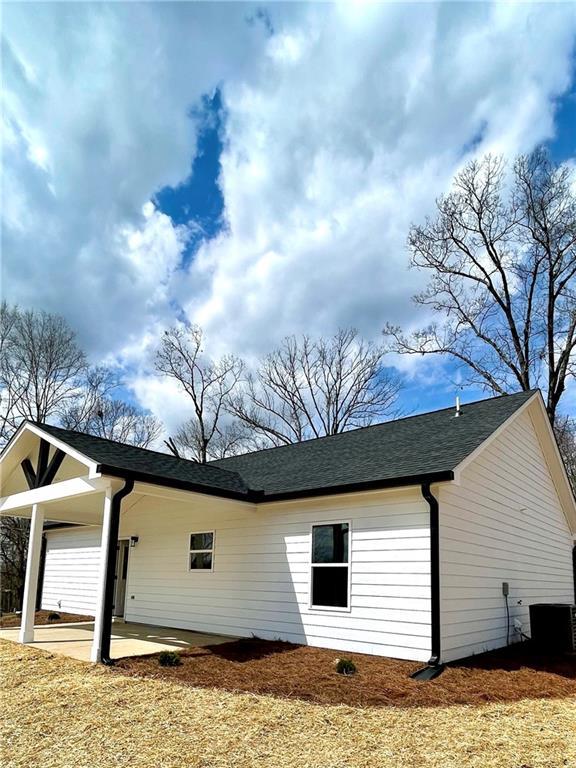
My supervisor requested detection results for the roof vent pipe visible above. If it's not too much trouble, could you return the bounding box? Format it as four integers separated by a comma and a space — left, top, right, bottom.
455, 396, 461, 417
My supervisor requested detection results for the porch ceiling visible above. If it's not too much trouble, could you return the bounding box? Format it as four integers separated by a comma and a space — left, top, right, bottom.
0, 476, 250, 525
41, 493, 110, 525
0, 476, 118, 524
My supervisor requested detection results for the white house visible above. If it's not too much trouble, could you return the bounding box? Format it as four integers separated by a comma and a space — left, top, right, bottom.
1, 390, 574, 672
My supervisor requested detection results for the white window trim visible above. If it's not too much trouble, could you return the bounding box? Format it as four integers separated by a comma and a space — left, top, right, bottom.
309, 520, 352, 613
188, 530, 215, 572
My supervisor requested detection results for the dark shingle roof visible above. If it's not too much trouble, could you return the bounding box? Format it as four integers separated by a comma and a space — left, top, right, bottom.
211, 390, 537, 498
35, 423, 249, 499
33, 391, 536, 501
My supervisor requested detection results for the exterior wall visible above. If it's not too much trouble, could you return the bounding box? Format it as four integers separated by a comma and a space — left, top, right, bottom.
41, 527, 101, 616
439, 408, 575, 663
109, 487, 432, 661
41, 488, 431, 660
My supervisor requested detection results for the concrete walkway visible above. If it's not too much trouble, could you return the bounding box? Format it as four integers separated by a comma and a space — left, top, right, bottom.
0, 621, 235, 662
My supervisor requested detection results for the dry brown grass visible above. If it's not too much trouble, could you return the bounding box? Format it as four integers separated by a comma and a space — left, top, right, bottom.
0, 611, 93, 628
1, 640, 575, 768
116, 637, 576, 708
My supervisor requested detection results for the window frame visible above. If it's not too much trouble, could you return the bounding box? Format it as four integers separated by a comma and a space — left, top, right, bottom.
308, 520, 352, 613
188, 530, 215, 572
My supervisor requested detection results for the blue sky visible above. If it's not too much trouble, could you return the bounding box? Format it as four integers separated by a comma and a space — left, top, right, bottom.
151, 53, 576, 418
153, 64, 576, 262
3, 2, 576, 436
551, 81, 576, 161
154, 91, 225, 269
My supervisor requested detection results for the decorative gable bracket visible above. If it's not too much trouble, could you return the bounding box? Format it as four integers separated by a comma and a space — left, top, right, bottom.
21, 439, 66, 490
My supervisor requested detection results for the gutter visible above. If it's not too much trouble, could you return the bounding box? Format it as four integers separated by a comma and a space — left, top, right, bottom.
96, 464, 251, 503
97, 464, 454, 505
100, 477, 135, 666
410, 482, 445, 681
258, 471, 454, 503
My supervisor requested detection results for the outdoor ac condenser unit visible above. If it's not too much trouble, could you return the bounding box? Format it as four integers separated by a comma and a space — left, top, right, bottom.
529, 603, 576, 652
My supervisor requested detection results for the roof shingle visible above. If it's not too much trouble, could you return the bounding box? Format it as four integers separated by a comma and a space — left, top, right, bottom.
211, 390, 536, 497
33, 390, 536, 501
34, 424, 249, 498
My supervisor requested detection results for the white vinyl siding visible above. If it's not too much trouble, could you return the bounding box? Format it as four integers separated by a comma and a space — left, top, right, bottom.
439, 408, 575, 663
119, 488, 432, 661
41, 527, 101, 616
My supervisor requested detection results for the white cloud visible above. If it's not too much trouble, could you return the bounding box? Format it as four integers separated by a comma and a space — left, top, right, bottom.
2, 2, 576, 430
129, 373, 194, 438
2, 2, 273, 354
181, 2, 576, 361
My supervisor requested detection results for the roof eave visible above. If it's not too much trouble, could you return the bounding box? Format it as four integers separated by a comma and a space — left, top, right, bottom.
96, 464, 252, 503
97, 464, 455, 505
257, 470, 456, 504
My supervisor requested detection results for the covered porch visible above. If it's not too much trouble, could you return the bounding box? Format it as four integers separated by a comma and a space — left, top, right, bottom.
0, 620, 234, 662
0, 421, 249, 664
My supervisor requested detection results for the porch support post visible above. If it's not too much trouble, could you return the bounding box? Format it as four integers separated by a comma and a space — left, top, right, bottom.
91, 488, 113, 663
18, 504, 45, 644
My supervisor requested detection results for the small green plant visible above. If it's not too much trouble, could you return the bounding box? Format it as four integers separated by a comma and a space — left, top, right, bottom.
158, 651, 182, 667
47, 612, 61, 622
335, 657, 357, 676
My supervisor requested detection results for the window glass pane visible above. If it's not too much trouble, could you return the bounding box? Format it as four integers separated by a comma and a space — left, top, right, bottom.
190, 552, 212, 570
312, 523, 349, 563
190, 532, 213, 551
311, 566, 348, 608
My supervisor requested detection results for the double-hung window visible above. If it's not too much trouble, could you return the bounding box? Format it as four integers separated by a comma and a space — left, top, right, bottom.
310, 521, 350, 610
189, 531, 214, 571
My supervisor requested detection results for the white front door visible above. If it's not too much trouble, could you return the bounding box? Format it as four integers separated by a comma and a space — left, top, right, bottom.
113, 540, 129, 617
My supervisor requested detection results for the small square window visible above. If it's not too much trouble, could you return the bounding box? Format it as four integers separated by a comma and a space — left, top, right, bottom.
190, 532, 213, 551
190, 552, 213, 570
189, 531, 214, 571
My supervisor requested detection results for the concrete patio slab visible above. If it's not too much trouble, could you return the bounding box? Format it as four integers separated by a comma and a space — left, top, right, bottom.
0, 621, 236, 662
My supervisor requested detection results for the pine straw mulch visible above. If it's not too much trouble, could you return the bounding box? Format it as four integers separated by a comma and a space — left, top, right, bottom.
1, 640, 575, 768
0, 610, 93, 628
114, 637, 576, 708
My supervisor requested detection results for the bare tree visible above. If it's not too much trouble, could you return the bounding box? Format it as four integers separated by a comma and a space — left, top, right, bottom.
59, 366, 117, 433
555, 416, 576, 492
93, 400, 161, 448
0, 302, 21, 444
62, 396, 161, 448
155, 325, 244, 463
173, 419, 252, 461
385, 150, 576, 425
228, 329, 402, 447
0, 517, 29, 613
0, 306, 86, 442
60, 366, 161, 448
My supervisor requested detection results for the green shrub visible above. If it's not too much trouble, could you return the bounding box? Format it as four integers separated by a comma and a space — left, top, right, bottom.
47, 612, 61, 622
158, 651, 182, 667
335, 657, 357, 676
